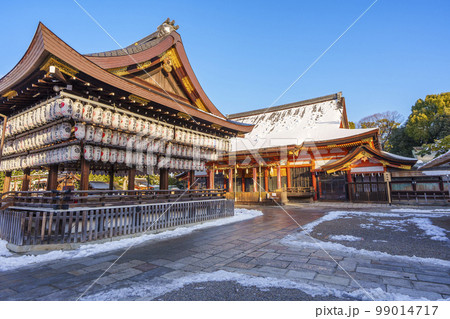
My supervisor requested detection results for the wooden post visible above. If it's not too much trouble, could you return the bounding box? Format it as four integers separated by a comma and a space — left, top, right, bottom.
2, 171, 11, 193
160, 168, 169, 190
188, 170, 195, 190
312, 172, 318, 201
109, 167, 115, 190
277, 166, 282, 190
21, 168, 31, 191
47, 165, 59, 191
264, 167, 269, 192
346, 170, 353, 201
252, 167, 257, 193
207, 169, 214, 189
128, 168, 136, 190
242, 173, 245, 193
80, 157, 90, 191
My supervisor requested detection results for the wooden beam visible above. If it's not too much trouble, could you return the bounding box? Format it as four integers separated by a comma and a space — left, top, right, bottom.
109, 166, 115, 190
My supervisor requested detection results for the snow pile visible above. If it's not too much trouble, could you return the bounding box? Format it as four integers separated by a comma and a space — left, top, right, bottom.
410, 217, 449, 242
328, 235, 363, 241
0, 208, 263, 272
83, 270, 444, 301
0, 240, 12, 257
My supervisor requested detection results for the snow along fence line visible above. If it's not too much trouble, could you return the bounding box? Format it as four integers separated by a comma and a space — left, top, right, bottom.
0, 199, 234, 252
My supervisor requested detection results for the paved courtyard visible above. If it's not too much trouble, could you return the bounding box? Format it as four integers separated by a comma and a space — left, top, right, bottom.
0, 204, 449, 301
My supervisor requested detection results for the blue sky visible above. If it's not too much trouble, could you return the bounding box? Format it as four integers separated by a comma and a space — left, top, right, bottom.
0, 0, 449, 123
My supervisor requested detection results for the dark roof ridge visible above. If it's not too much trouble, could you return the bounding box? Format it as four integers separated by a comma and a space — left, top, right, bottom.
227, 92, 342, 119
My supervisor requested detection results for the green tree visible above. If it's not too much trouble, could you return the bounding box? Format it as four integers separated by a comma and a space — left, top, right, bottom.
357, 111, 403, 150
348, 121, 356, 129
387, 126, 417, 157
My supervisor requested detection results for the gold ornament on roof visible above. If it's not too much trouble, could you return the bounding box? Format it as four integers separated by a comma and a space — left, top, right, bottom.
157, 18, 179, 38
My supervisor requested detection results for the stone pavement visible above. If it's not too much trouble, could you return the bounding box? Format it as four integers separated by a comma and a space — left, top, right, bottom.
0, 205, 449, 301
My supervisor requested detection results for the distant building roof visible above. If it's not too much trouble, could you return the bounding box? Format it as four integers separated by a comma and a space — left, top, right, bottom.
419, 150, 450, 170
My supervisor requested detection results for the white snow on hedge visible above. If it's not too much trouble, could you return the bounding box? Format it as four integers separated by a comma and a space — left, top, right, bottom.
328, 235, 363, 242
83, 270, 446, 301
410, 217, 449, 242
0, 208, 262, 272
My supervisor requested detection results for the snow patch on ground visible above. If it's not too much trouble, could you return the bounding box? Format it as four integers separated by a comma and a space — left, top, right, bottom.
328, 235, 363, 242
0, 209, 262, 272
282, 233, 450, 268
410, 217, 449, 242
83, 270, 444, 301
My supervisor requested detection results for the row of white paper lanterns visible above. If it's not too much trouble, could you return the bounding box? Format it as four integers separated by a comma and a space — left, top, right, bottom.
2, 98, 230, 151
3, 122, 219, 161
2, 122, 72, 155
0, 145, 81, 171
0, 146, 206, 172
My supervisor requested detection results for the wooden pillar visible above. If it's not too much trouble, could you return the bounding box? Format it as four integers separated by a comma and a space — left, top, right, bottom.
47, 165, 59, 191
346, 170, 353, 201
109, 167, 115, 190
264, 168, 269, 192
277, 166, 282, 190
160, 168, 169, 190
128, 168, 136, 191
79, 157, 90, 191
207, 169, 214, 189
312, 172, 318, 201
241, 170, 245, 192
21, 168, 31, 191
188, 170, 195, 189
252, 167, 257, 193
2, 171, 11, 193
228, 168, 233, 192
287, 166, 291, 189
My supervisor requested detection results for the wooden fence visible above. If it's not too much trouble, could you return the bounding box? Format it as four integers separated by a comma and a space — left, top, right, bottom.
0, 199, 234, 247
0, 189, 225, 209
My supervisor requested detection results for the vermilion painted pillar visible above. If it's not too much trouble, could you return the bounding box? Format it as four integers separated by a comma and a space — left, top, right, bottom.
312, 173, 318, 201
21, 168, 31, 191
253, 167, 257, 193
228, 168, 233, 192
2, 171, 11, 193
207, 169, 215, 189
277, 166, 282, 190
264, 168, 269, 192
287, 166, 291, 189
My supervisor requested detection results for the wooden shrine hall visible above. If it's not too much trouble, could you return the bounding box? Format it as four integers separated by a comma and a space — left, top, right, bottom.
206, 93, 417, 203
0, 20, 249, 250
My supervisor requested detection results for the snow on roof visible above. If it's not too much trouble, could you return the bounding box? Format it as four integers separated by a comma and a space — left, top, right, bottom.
419, 150, 450, 170
381, 151, 417, 161
230, 96, 376, 151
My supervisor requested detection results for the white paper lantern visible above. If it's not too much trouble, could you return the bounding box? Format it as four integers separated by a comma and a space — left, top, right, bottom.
102, 129, 112, 145
141, 121, 149, 135
74, 123, 86, 140
59, 122, 72, 140
102, 110, 112, 127
129, 117, 136, 133
85, 125, 95, 141
82, 104, 94, 122
112, 112, 121, 129
135, 119, 143, 133
148, 122, 156, 137
101, 147, 110, 162
120, 115, 129, 131
119, 133, 128, 147
125, 151, 133, 166
92, 106, 103, 124
69, 145, 81, 161
109, 149, 117, 163
84, 145, 94, 161
93, 146, 102, 162
117, 150, 125, 163
111, 131, 119, 145
93, 127, 103, 143
126, 135, 136, 150
72, 101, 83, 120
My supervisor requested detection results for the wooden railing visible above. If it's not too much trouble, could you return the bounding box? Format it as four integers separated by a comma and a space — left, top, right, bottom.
0, 199, 234, 247
0, 189, 225, 209
391, 190, 449, 204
